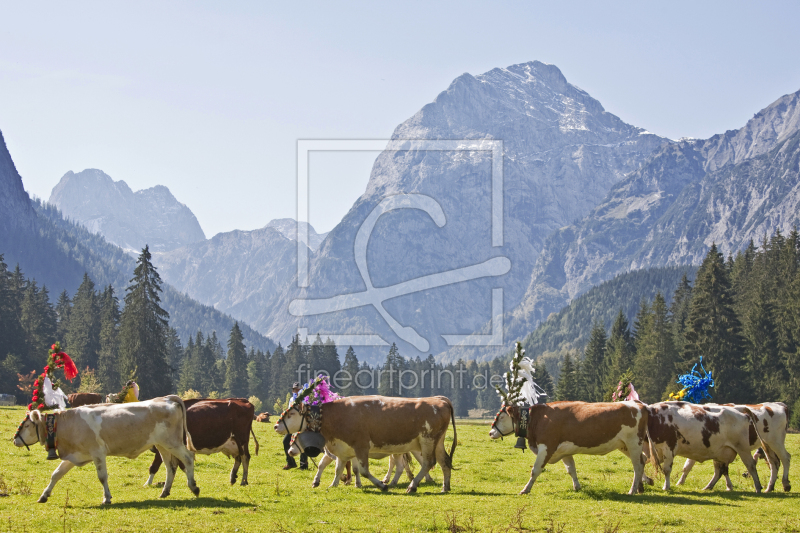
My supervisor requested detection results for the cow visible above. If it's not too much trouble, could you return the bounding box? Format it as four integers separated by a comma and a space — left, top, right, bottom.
288, 436, 435, 488
144, 398, 259, 487
255, 412, 270, 423
274, 395, 456, 493
489, 401, 651, 495
67, 392, 103, 407
645, 401, 763, 492
675, 402, 791, 492
12, 395, 199, 504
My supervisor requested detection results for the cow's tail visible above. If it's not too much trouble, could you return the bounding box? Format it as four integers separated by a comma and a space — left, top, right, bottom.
179, 397, 196, 452
636, 401, 661, 475
250, 428, 260, 456
743, 406, 768, 451
445, 399, 458, 470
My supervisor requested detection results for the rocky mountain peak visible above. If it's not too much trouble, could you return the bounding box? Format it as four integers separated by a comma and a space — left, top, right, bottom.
264, 218, 327, 252
49, 169, 206, 254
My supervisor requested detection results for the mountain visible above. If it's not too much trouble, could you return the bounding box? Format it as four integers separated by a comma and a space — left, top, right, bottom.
151, 223, 301, 331
265, 218, 328, 252
49, 169, 206, 253
0, 132, 274, 353
504, 89, 800, 344
249, 61, 667, 363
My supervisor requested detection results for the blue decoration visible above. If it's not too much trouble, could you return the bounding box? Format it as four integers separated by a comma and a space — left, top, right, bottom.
671, 357, 714, 403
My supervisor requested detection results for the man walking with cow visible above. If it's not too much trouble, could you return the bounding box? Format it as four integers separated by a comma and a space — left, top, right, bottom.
282, 382, 308, 470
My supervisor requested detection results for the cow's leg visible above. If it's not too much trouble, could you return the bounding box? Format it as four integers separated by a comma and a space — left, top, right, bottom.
661, 450, 675, 491
520, 444, 550, 495
407, 442, 437, 494
761, 446, 779, 493
676, 458, 695, 486
158, 448, 177, 498
145, 448, 163, 487
619, 442, 646, 495
230, 455, 242, 486
354, 450, 388, 491
93, 456, 113, 504
38, 460, 75, 503
163, 444, 200, 497
776, 446, 791, 492
388, 455, 405, 487
383, 455, 397, 485
240, 443, 251, 486
412, 451, 435, 483
313, 452, 333, 488
736, 447, 762, 493
703, 460, 725, 491
561, 456, 580, 491
329, 456, 348, 488
345, 460, 353, 486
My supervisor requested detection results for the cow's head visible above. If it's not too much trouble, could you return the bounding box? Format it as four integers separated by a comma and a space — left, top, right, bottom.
273, 402, 306, 435
489, 404, 518, 439
13, 411, 46, 450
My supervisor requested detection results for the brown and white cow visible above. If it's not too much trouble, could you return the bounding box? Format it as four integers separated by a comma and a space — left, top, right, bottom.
67, 392, 103, 407
490, 401, 651, 495
646, 401, 763, 492
274, 395, 456, 493
288, 436, 435, 488
12, 395, 199, 504
144, 398, 259, 487
255, 412, 270, 423
676, 402, 791, 492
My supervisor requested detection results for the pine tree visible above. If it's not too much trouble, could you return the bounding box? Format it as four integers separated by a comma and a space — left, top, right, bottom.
165, 327, 183, 389
743, 279, 781, 400
269, 343, 285, 401
65, 273, 100, 371
19, 281, 57, 370
533, 358, 555, 399
320, 337, 341, 382
684, 244, 749, 403
604, 309, 635, 393
224, 322, 249, 398
194, 332, 217, 395
579, 321, 607, 401
379, 343, 403, 396
247, 349, 269, 401
633, 292, 676, 402
55, 290, 71, 346
97, 285, 121, 391
340, 346, 359, 396
555, 353, 579, 401
670, 273, 693, 363
178, 335, 196, 394
118, 246, 172, 398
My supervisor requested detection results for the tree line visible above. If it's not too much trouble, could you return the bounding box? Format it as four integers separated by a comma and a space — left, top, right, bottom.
553, 230, 800, 428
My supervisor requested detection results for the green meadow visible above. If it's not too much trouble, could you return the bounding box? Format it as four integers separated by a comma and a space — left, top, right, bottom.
1, 405, 798, 532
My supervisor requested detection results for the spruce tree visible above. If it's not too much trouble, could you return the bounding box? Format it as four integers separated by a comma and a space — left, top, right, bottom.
320, 337, 341, 381
379, 343, 403, 396
604, 309, 635, 394
743, 279, 781, 400
340, 346, 359, 396
178, 335, 196, 394
555, 353, 579, 401
247, 349, 269, 401
670, 273, 693, 363
19, 281, 57, 370
684, 244, 749, 403
118, 246, 172, 398
194, 332, 217, 395
579, 321, 607, 401
269, 343, 285, 401
165, 327, 183, 389
55, 290, 71, 346
533, 358, 555, 399
633, 292, 676, 402
97, 285, 121, 391
224, 322, 249, 398
65, 273, 100, 371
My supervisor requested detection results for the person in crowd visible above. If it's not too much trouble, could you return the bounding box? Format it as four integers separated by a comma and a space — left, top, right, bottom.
282, 382, 308, 470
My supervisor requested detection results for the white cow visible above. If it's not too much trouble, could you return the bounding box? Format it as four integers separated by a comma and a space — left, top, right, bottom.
13, 395, 199, 504
676, 402, 791, 492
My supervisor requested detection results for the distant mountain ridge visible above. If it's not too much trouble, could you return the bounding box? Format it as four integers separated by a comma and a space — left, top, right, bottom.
0, 133, 274, 353
49, 169, 206, 253
498, 88, 800, 351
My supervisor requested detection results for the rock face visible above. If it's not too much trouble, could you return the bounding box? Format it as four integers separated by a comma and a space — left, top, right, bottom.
152, 223, 303, 332
265, 218, 328, 252
49, 169, 206, 253
253, 61, 666, 362
501, 89, 800, 352
0, 129, 36, 239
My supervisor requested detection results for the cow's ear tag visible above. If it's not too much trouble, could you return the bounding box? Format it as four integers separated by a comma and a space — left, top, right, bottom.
514, 437, 527, 452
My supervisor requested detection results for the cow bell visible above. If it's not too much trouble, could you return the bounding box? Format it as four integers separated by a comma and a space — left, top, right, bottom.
514, 436, 527, 452
46, 448, 59, 460
295, 431, 326, 458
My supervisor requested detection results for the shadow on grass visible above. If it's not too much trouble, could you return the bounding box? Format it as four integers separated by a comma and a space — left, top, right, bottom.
578, 486, 795, 505
92, 497, 253, 510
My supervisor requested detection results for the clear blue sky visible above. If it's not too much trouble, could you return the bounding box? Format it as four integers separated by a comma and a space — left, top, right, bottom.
1, 1, 798, 236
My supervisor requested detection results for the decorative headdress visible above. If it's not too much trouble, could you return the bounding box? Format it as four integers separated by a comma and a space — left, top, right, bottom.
27, 342, 78, 412
495, 342, 527, 406
669, 357, 714, 403
289, 375, 340, 408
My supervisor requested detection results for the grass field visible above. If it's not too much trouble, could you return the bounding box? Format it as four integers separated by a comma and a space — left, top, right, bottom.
1, 405, 798, 532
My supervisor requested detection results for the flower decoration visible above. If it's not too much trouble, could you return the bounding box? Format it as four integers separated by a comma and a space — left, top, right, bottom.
495, 342, 527, 406
26, 342, 78, 412
669, 357, 714, 403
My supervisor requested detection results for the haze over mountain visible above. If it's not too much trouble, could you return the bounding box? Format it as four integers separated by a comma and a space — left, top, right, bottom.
49, 169, 206, 254
0, 132, 274, 353
153, 61, 666, 363
485, 88, 800, 361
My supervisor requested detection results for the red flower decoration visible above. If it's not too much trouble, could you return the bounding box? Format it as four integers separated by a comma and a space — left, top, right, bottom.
37, 403, 44, 409
28, 403, 33, 409
44, 366, 50, 372
51, 344, 57, 350
34, 379, 39, 386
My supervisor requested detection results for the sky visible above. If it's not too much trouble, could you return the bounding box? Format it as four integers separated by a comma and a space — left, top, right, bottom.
1, 1, 799, 237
